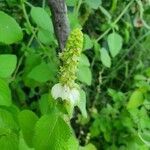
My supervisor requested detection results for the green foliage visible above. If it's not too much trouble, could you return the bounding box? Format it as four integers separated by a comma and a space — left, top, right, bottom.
0, 0, 150, 149
0, 54, 17, 78
66, 0, 76, 7
80, 143, 97, 150
127, 90, 144, 109
18, 110, 38, 147
0, 130, 18, 150
107, 32, 123, 57
33, 113, 72, 150
19, 134, 34, 150
100, 47, 111, 68
85, 0, 102, 9
0, 11, 23, 44
27, 62, 53, 83
78, 53, 92, 85
30, 7, 54, 33
37, 29, 53, 45
0, 108, 19, 149
77, 90, 87, 118
83, 34, 93, 50
0, 78, 12, 106
38, 94, 55, 115
77, 65, 92, 85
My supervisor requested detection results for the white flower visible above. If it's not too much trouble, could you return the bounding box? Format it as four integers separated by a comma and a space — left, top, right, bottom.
68, 88, 80, 105
51, 83, 80, 105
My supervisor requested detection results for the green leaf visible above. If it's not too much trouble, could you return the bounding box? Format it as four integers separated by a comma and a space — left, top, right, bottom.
0, 11, 23, 44
28, 62, 52, 83
85, 0, 102, 9
37, 29, 54, 45
0, 54, 17, 78
127, 90, 144, 109
0, 128, 18, 150
5, 0, 17, 6
0, 78, 12, 106
79, 54, 90, 67
138, 130, 150, 147
77, 65, 92, 85
24, 54, 42, 75
100, 47, 111, 68
33, 113, 72, 150
31, 7, 53, 32
0, 108, 19, 149
134, 74, 147, 81
90, 118, 101, 137
107, 32, 123, 57
93, 40, 100, 59
80, 143, 97, 150
67, 136, 79, 150
99, 5, 111, 21
19, 133, 34, 150
39, 94, 55, 115
23, 54, 42, 87
18, 110, 38, 147
66, 0, 77, 6
83, 34, 93, 50
77, 90, 87, 118
0, 108, 18, 130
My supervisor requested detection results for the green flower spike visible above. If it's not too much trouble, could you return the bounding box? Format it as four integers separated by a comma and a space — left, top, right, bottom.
51, 28, 83, 106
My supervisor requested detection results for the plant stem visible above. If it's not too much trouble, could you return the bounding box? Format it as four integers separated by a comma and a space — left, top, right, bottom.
24, 1, 33, 7
74, 0, 82, 15
42, 0, 46, 8
21, 1, 33, 32
96, 0, 134, 42
21, 1, 45, 49
12, 55, 24, 80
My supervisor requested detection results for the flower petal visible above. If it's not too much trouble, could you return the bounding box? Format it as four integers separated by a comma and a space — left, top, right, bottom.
51, 83, 63, 99
61, 85, 70, 100
69, 88, 80, 105
51, 83, 80, 106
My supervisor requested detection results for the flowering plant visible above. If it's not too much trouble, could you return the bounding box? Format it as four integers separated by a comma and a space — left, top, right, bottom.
51, 28, 83, 107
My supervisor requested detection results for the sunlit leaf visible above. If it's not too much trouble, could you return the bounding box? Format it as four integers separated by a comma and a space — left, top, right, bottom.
0, 108, 19, 149
31, 7, 53, 32
138, 130, 150, 147
79, 54, 90, 67
0, 128, 18, 150
100, 47, 111, 68
18, 110, 38, 147
0, 78, 12, 106
107, 32, 123, 57
28, 62, 52, 83
85, 0, 102, 9
0, 11, 23, 44
33, 113, 72, 150
0, 54, 17, 78
83, 34, 93, 50
127, 90, 144, 109
80, 143, 97, 150
77, 90, 87, 118
77, 65, 92, 85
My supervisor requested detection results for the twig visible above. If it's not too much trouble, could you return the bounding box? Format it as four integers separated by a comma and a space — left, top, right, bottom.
96, 0, 134, 42
48, 0, 70, 51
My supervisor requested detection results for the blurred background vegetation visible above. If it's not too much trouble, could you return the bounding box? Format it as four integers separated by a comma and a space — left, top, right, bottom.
0, 0, 150, 149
